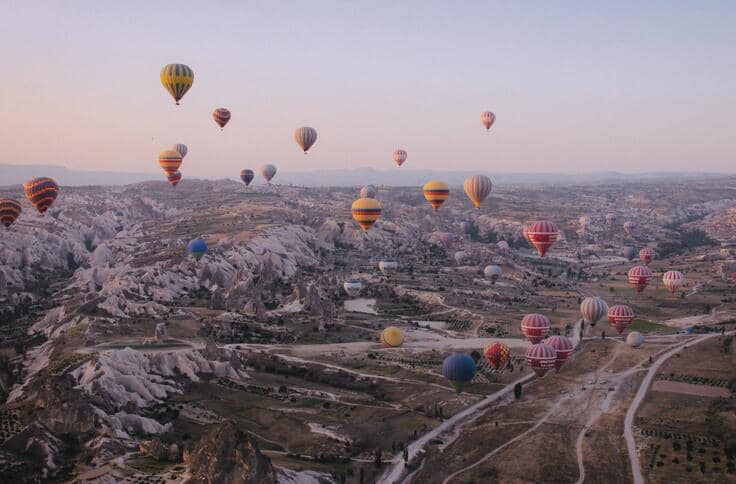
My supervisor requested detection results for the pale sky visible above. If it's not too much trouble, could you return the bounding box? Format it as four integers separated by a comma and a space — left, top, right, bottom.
1, 0, 734, 176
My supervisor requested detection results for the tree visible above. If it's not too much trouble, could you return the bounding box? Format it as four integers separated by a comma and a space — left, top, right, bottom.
514, 383, 522, 400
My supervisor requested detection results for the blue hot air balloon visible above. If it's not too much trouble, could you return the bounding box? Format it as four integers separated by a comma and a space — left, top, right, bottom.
442, 353, 476, 393
187, 238, 208, 261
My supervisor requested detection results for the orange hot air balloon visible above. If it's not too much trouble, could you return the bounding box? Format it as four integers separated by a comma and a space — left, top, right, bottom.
351, 197, 381, 232
23, 177, 59, 216
158, 150, 183, 176
422, 180, 449, 211
463, 175, 492, 208
525, 220, 559, 257
483, 341, 510, 370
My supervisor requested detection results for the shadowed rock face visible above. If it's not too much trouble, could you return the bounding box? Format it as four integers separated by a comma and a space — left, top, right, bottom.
184, 419, 276, 484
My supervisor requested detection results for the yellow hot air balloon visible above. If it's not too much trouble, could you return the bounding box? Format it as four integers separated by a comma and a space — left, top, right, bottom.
158, 149, 183, 176
351, 197, 381, 232
160, 63, 194, 105
463, 175, 492, 208
381, 326, 405, 347
422, 180, 449, 211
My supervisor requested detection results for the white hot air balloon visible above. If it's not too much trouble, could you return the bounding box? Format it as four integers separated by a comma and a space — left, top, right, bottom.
260, 164, 277, 184
294, 127, 318, 153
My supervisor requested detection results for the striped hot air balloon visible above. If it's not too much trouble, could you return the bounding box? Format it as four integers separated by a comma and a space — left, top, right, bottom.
422, 180, 449, 211
173, 143, 188, 158
240, 169, 255, 186
525, 343, 557, 377
483, 341, 510, 370
213, 108, 231, 129
662, 271, 685, 294
480, 111, 496, 131
23, 177, 59, 216
294, 126, 318, 153
639, 248, 655, 265
605, 212, 617, 227
0, 199, 21, 228
628, 265, 653, 292
608, 304, 635, 334
544, 335, 574, 371
580, 297, 608, 326
381, 326, 405, 347
393, 148, 407, 167
167, 171, 182, 187
360, 185, 377, 199
463, 175, 492, 209
442, 353, 476, 393
159, 149, 182, 176
525, 220, 559, 257
497, 240, 510, 251
351, 197, 381, 232
623, 221, 635, 236
260, 164, 277, 183
521, 313, 551, 344
160, 63, 194, 105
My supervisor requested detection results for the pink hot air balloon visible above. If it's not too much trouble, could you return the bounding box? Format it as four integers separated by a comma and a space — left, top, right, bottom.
639, 248, 655, 265
393, 148, 407, 167
544, 335, 574, 371
608, 304, 635, 334
520, 314, 551, 344
525, 343, 557, 377
628, 265, 653, 292
480, 111, 496, 131
525, 220, 559, 257
662, 271, 685, 294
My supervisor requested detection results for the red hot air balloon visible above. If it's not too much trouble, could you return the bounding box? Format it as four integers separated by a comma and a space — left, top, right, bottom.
0, 199, 22, 228
662, 271, 685, 294
608, 304, 635, 334
24, 177, 59, 216
393, 149, 407, 167
213, 108, 231, 129
525, 343, 557, 377
544, 335, 574, 371
639, 248, 655, 265
167, 171, 182, 187
520, 313, 551, 344
628, 265, 653, 292
525, 221, 559, 257
483, 341, 510, 370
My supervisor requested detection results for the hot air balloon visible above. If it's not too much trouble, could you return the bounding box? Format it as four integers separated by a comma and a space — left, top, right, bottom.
422, 180, 449, 211
605, 213, 617, 227
437, 232, 455, 250
187, 238, 207, 261
623, 221, 635, 236
378, 259, 398, 274
213, 108, 231, 129
351, 198, 381, 232
608, 305, 635, 334
497, 240, 510, 251
521, 314, 551, 344
639, 248, 655, 265
442, 353, 476, 393
525, 343, 557, 377
159, 149, 182, 176
662, 271, 685, 294
294, 126, 318, 153
260, 164, 277, 184
579, 216, 591, 231
167, 171, 182, 187
623, 247, 637, 261
484, 265, 503, 284
460, 220, 473, 235
173, 143, 188, 159
463, 175, 492, 209
160, 63, 194, 105
240, 169, 255, 186
23, 177, 59, 215
626, 331, 644, 347
393, 149, 407, 167
0, 199, 21, 228
381, 326, 404, 347
525, 221, 559, 257
343, 278, 363, 297
483, 341, 510, 370
544, 336, 574, 371
580, 297, 608, 326
454, 251, 467, 264
628, 265, 653, 292
480, 111, 496, 131
360, 185, 377, 199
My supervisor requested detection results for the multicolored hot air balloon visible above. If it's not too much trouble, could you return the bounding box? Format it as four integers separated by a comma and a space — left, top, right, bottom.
608, 304, 635, 334
623, 221, 635, 236
381, 326, 404, 347
351, 198, 381, 232
360, 185, 377, 199
422, 180, 449, 211
463, 175, 492, 209
442, 353, 476, 393
0, 199, 21, 228
167, 171, 182, 187
662, 271, 685, 294
639, 248, 655, 265
483, 341, 510, 370
623, 247, 637, 261
343, 278, 363, 297
525, 343, 557, 377
213, 108, 231, 129
605, 213, 617, 227
521, 313, 551, 344
187, 238, 207, 261
295, 127, 318, 153
160, 63, 194, 105
480, 111, 496, 131
544, 336, 574, 371
580, 297, 608, 326
525, 221, 559, 257
260, 164, 277, 184
159, 149, 183, 176
378, 259, 398, 274
484, 265, 503, 284
628, 265, 653, 292
23, 177, 59, 216
497, 240, 510, 251
454, 250, 467, 265
240, 169, 255, 186
437, 232, 455, 250
172, 143, 188, 159
393, 149, 407, 167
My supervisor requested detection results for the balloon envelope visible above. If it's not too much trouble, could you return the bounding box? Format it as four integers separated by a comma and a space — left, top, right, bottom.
463, 175, 492, 208
260, 164, 277, 183
295, 127, 318, 153
187, 238, 208, 260
381, 326, 404, 347
160, 63, 193, 105
24, 177, 59, 215
351, 198, 381, 232
240, 169, 255, 186
442, 353, 476, 393
0, 199, 21, 228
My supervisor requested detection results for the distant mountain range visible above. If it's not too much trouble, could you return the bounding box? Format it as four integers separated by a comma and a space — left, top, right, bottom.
0, 163, 727, 187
